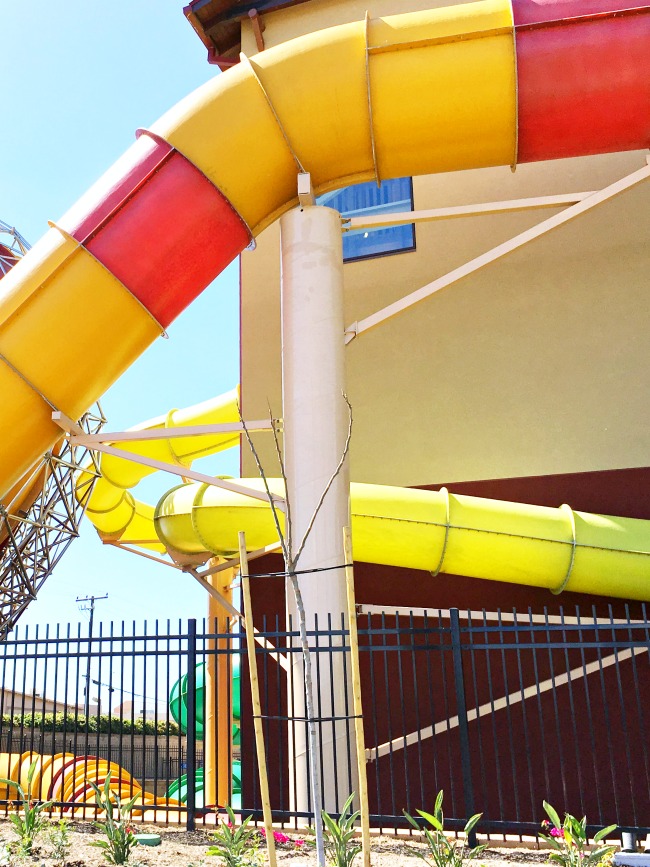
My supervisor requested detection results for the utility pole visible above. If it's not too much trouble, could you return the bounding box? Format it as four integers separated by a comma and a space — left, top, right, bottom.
76, 594, 108, 717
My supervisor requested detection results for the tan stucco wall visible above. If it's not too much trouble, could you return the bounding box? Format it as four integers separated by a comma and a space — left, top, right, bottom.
241, 0, 455, 56
239, 2, 650, 487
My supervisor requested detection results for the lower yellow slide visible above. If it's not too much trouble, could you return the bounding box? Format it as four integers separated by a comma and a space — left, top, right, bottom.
0, 751, 182, 819
82, 392, 650, 602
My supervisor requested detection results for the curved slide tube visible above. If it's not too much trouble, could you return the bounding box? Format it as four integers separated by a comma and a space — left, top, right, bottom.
155, 478, 650, 602
75, 389, 650, 601
0, 751, 183, 818
166, 762, 242, 811
1, 0, 648, 504
167, 660, 242, 807
76, 389, 241, 551
169, 660, 241, 742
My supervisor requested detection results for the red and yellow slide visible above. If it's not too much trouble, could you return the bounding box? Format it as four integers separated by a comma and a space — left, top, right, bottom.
1, 0, 648, 507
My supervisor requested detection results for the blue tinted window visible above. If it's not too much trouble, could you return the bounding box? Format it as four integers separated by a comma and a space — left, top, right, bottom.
317, 177, 415, 262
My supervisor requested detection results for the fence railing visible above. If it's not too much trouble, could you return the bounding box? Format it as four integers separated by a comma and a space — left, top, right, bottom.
353, 605, 650, 836
0, 607, 648, 838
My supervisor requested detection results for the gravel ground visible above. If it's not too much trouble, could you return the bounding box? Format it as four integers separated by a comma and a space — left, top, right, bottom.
0, 819, 552, 867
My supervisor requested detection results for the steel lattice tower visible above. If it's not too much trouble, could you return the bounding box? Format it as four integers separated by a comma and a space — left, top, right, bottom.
0, 221, 105, 638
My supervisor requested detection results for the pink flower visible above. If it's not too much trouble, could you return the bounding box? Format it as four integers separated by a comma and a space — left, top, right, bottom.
541, 820, 564, 839
274, 832, 290, 844
295, 840, 305, 847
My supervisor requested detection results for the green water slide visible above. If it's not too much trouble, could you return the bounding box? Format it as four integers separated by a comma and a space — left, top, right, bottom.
167, 659, 241, 807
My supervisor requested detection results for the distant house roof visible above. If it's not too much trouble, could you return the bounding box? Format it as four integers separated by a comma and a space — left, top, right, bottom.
184, 0, 312, 69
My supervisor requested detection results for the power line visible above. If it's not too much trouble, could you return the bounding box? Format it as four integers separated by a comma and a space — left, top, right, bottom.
91, 678, 163, 705
76, 594, 108, 716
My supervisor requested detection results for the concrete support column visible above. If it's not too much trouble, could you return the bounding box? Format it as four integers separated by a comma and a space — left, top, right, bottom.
280, 204, 357, 816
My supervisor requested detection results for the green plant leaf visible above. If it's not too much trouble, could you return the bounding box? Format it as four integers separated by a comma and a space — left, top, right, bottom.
418, 809, 444, 832
594, 825, 617, 842
543, 802, 563, 831
9, 813, 24, 831
464, 813, 482, 835
539, 834, 562, 851
589, 845, 617, 861
0, 777, 25, 801
404, 811, 422, 831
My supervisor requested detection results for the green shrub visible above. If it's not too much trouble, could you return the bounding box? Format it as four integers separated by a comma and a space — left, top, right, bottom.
206, 806, 261, 867
404, 791, 485, 867
540, 801, 617, 867
1, 712, 180, 735
322, 793, 362, 867
88, 773, 142, 865
0, 758, 55, 854
47, 818, 72, 863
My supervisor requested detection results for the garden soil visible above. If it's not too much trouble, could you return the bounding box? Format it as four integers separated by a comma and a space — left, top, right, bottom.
0, 820, 551, 867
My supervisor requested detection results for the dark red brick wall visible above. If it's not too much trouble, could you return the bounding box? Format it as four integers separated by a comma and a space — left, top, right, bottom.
240, 466, 650, 827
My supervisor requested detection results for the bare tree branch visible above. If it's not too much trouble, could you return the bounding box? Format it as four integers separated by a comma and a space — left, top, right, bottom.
292, 392, 353, 568
268, 399, 293, 560
237, 402, 291, 565
238, 394, 353, 867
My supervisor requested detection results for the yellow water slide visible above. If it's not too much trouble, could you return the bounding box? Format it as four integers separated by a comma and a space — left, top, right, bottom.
155, 480, 650, 601
78, 392, 650, 601
0, 750, 183, 818
2, 1, 650, 596
76, 389, 240, 552
2, 0, 648, 502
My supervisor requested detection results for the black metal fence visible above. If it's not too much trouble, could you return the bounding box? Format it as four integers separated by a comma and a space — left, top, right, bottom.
0, 607, 648, 837
0, 619, 213, 824
354, 606, 650, 836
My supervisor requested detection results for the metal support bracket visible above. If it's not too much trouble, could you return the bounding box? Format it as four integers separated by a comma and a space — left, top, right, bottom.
52, 412, 287, 508
249, 8, 266, 53
298, 172, 316, 208
345, 161, 650, 344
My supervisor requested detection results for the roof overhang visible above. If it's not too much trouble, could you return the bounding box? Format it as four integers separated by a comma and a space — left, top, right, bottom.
184, 0, 313, 69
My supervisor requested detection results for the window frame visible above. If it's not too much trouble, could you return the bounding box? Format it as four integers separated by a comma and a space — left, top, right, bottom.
317, 177, 416, 264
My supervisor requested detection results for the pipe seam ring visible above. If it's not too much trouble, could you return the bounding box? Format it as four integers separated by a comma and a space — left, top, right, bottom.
164, 407, 191, 467
191, 482, 224, 556
431, 486, 451, 577
136, 129, 255, 249
365, 11, 381, 187
241, 53, 306, 174
48, 220, 166, 335
551, 503, 577, 595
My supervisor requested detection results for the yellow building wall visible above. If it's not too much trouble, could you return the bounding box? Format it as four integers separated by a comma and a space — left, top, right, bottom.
239, 1, 650, 488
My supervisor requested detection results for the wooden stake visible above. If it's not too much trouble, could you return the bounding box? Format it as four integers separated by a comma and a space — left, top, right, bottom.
343, 527, 371, 867
239, 531, 277, 867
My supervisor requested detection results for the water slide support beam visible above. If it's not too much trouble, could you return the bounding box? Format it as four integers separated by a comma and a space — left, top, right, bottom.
68, 420, 279, 445
345, 159, 650, 343
342, 190, 597, 231
53, 415, 286, 507
280, 203, 357, 814
103, 539, 290, 669
205, 564, 235, 809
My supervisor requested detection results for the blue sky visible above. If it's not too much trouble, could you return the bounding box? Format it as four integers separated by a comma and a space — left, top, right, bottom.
2, 3, 242, 631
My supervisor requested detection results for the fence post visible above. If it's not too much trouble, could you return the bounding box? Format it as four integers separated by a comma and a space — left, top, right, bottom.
239, 532, 277, 867
186, 618, 197, 832
449, 608, 477, 848
343, 527, 371, 867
